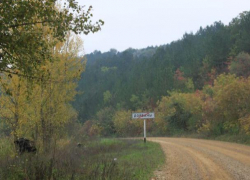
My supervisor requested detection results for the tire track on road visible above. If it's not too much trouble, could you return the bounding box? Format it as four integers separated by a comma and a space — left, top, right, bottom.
150, 138, 250, 180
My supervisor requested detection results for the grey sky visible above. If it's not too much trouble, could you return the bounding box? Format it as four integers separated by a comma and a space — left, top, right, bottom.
78, 0, 250, 54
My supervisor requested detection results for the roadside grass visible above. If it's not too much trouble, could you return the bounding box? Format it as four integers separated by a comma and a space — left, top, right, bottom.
84, 138, 165, 180
212, 134, 250, 146
111, 139, 164, 179
0, 137, 165, 180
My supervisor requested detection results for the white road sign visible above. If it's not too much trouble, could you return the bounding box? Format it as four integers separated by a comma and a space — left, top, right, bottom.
132, 112, 155, 119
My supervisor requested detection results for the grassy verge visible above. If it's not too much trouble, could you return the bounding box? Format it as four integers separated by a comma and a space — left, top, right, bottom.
84, 138, 165, 180
0, 138, 165, 180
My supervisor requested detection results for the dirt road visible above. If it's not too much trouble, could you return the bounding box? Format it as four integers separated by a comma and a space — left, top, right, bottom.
149, 137, 250, 180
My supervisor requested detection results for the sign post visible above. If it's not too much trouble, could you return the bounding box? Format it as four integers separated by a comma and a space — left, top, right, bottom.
132, 112, 155, 143
144, 119, 146, 143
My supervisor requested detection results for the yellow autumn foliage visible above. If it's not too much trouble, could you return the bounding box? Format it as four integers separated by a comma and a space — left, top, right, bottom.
112, 109, 144, 136
0, 33, 84, 148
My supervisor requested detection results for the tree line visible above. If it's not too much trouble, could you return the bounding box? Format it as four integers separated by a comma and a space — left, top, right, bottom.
74, 11, 250, 137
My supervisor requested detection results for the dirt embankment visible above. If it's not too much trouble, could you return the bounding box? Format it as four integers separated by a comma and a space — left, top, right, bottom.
149, 137, 250, 180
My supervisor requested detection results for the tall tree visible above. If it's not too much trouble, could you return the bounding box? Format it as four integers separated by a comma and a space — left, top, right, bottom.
0, 33, 85, 149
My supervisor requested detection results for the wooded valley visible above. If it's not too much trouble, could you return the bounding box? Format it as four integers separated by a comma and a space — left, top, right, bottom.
74, 11, 250, 138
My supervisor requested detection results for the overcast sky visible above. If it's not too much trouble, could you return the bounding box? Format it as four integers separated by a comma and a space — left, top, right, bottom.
78, 0, 250, 54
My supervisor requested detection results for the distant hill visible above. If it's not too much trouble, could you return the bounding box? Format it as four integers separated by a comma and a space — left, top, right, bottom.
73, 11, 250, 124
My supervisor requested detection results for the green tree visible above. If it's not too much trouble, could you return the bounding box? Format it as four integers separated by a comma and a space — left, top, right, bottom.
229, 11, 250, 55
0, 0, 103, 76
155, 92, 202, 135
103, 90, 112, 105
229, 52, 250, 77
95, 107, 116, 136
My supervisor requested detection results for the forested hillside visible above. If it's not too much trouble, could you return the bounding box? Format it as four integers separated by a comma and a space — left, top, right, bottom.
74, 11, 250, 137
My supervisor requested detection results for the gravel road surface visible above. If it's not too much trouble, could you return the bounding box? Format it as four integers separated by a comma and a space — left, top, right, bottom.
149, 137, 250, 180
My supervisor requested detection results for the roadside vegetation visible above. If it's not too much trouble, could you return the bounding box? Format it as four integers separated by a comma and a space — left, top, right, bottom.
212, 134, 250, 145
0, 138, 164, 180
